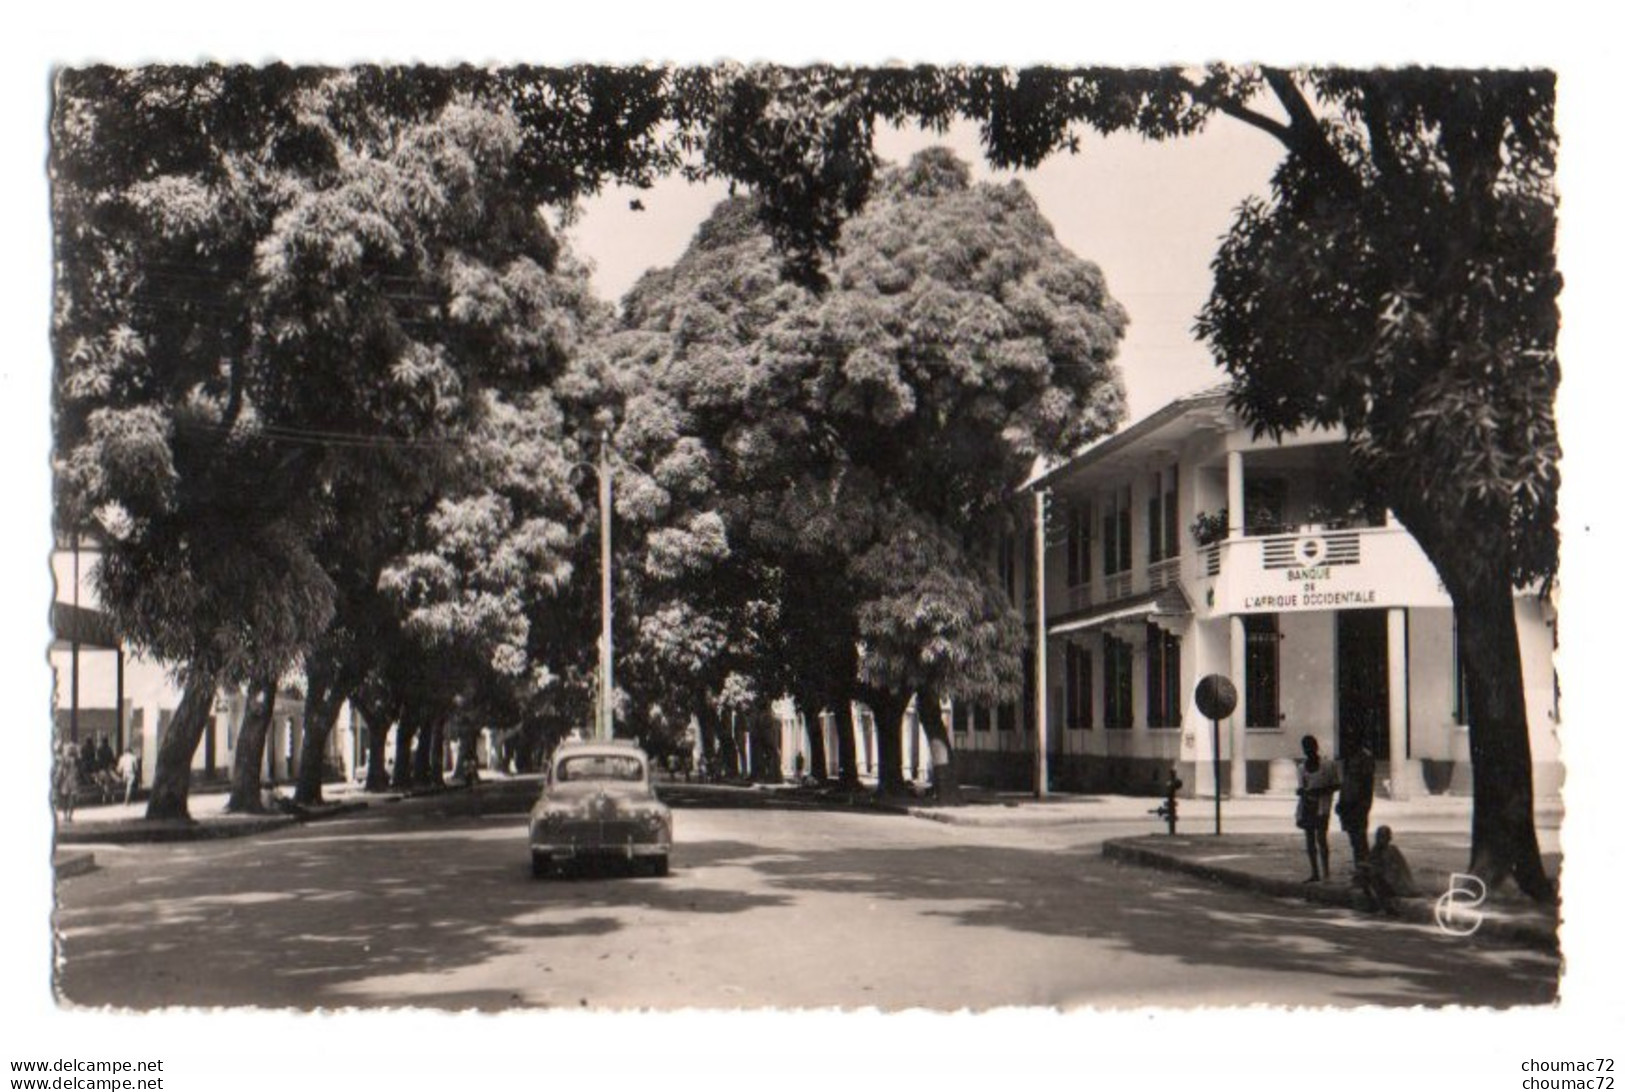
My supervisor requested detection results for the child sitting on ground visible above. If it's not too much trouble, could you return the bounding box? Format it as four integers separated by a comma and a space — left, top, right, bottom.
1361, 824, 1420, 916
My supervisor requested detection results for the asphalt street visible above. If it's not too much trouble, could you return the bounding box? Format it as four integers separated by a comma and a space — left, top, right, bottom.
53, 790, 1559, 1010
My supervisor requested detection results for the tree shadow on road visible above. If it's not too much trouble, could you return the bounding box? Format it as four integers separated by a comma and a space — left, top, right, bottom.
54, 824, 789, 1011
54, 818, 1557, 1011
682, 837, 1558, 1009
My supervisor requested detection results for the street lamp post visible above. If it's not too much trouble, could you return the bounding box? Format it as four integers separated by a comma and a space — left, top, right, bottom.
1033, 488, 1049, 801
597, 432, 614, 742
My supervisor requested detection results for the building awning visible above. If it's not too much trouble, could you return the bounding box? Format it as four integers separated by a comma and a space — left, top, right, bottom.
52, 602, 121, 650
1047, 583, 1193, 638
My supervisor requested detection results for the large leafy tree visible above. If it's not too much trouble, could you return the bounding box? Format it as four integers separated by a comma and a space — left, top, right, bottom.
607, 149, 1127, 795
1190, 71, 1558, 898
53, 66, 337, 819
51, 66, 660, 818
375, 383, 599, 775
685, 65, 1559, 897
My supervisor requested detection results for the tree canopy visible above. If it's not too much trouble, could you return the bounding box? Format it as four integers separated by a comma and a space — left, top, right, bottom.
601, 147, 1128, 788
51, 66, 646, 815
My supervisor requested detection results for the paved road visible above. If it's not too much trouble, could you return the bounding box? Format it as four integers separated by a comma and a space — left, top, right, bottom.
54, 792, 1558, 1010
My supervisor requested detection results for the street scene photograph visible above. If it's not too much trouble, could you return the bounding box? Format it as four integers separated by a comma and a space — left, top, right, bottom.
7, 12, 1620, 1087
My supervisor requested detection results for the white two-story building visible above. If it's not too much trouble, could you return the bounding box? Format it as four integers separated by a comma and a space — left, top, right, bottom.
950, 385, 1561, 801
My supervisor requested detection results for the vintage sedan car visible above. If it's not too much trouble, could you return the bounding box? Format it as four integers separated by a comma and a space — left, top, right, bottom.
528, 739, 672, 877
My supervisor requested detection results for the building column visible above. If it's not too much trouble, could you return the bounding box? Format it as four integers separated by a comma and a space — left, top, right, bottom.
1225, 450, 1245, 535
1386, 607, 1412, 800
1228, 615, 1249, 798
1033, 488, 1049, 800
115, 648, 126, 753
862, 708, 874, 774
139, 705, 158, 788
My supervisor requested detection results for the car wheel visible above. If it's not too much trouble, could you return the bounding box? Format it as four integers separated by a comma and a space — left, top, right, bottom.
531, 852, 551, 879
650, 855, 669, 877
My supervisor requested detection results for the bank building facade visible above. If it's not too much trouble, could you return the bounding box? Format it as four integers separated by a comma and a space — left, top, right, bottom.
951, 384, 1562, 802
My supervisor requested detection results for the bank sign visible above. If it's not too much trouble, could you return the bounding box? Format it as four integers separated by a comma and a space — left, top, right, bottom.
1241, 564, 1381, 612
1219, 529, 1452, 615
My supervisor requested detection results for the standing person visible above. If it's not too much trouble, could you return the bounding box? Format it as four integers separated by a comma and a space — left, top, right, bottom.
1295, 734, 1338, 882
1336, 739, 1377, 871
117, 746, 140, 805
55, 742, 80, 823
96, 734, 116, 776
77, 736, 97, 781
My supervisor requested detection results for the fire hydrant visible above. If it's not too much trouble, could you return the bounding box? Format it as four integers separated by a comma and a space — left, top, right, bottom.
1151, 768, 1183, 834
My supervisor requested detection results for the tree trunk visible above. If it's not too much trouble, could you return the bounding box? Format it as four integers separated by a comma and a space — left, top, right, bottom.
1398, 487, 1555, 905
832, 700, 860, 789
431, 719, 447, 781
750, 708, 782, 783
861, 688, 908, 796
413, 719, 438, 786
1455, 578, 1555, 901
364, 708, 393, 792
710, 709, 740, 779
802, 702, 828, 782
225, 678, 277, 813
392, 712, 419, 790
293, 660, 350, 806
144, 670, 219, 821
695, 706, 720, 777
916, 687, 963, 806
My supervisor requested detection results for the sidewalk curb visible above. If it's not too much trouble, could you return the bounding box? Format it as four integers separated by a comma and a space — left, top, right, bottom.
1102, 838, 1558, 953
53, 800, 371, 846
907, 806, 1082, 828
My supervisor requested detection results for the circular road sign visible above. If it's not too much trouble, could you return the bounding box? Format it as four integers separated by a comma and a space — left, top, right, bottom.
1194, 674, 1238, 721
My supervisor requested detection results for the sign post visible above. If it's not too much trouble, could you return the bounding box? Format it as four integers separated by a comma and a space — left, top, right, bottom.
1194, 674, 1238, 835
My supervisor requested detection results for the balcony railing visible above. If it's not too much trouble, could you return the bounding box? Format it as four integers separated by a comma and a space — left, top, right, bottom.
1147, 557, 1180, 591
1065, 584, 1094, 612
1046, 525, 1443, 620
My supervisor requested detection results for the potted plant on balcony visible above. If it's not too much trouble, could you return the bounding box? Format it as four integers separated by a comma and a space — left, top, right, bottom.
1190, 508, 1229, 548
1304, 502, 1341, 532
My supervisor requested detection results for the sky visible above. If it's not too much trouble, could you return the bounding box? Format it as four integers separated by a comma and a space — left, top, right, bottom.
2, 4, 1621, 1089
565, 117, 1285, 422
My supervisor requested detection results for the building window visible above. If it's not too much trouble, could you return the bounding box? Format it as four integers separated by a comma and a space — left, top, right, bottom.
1065, 644, 1092, 729
951, 699, 969, 738
1148, 469, 1179, 562
1102, 486, 1132, 575
1244, 613, 1282, 728
1066, 503, 1091, 587
1146, 623, 1182, 727
997, 699, 1015, 732
1103, 633, 1134, 729
974, 703, 990, 734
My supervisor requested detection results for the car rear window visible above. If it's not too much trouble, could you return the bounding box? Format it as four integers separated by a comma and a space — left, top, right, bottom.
555, 755, 644, 782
